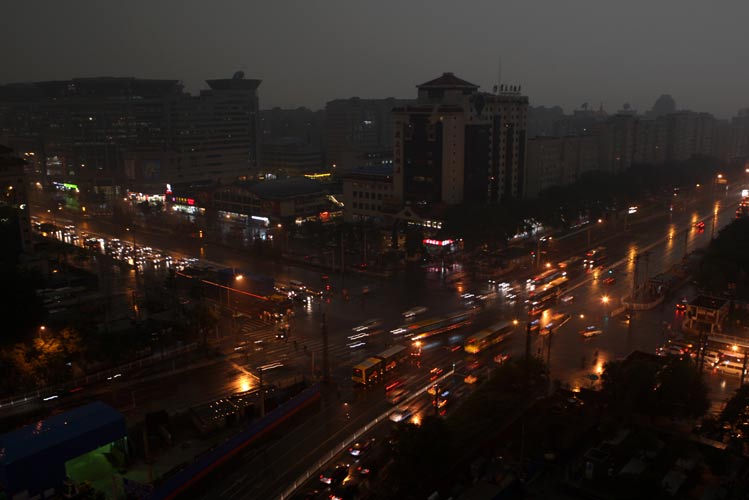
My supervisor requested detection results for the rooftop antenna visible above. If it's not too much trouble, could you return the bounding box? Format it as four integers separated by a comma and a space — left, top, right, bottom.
496, 56, 502, 94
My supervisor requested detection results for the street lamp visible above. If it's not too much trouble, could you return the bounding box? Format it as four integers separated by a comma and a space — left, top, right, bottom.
601, 295, 610, 320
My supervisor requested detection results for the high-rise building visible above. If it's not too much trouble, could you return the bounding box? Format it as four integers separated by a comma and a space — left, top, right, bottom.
0, 72, 261, 192
0, 77, 182, 186
0, 145, 31, 254
259, 138, 324, 177
647, 94, 677, 118
324, 97, 412, 172
172, 74, 261, 184
525, 135, 598, 198
392, 73, 528, 207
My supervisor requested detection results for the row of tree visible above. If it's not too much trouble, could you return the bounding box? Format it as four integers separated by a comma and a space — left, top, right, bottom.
695, 217, 749, 298
441, 155, 734, 251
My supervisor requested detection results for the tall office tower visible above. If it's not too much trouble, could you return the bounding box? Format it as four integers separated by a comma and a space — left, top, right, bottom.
392, 73, 528, 206
173, 72, 261, 184
324, 97, 412, 172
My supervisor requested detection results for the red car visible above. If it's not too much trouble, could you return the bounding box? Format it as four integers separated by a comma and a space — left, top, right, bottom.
603, 276, 615, 285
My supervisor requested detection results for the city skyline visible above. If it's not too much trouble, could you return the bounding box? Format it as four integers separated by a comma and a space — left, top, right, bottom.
3, 0, 748, 118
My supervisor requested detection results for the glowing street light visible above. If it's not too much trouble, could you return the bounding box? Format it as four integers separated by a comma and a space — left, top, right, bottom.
601, 295, 610, 305
234, 274, 244, 281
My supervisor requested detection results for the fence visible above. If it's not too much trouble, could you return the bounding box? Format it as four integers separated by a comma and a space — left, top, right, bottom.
0, 342, 199, 411
278, 369, 455, 499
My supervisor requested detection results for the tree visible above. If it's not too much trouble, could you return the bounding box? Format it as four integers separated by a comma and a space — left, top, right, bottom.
695, 218, 749, 298
601, 357, 708, 419
654, 357, 709, 418
376, 416, 456, 499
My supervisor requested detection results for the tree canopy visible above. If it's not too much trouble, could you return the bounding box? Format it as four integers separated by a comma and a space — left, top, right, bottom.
695, 217, 749, 298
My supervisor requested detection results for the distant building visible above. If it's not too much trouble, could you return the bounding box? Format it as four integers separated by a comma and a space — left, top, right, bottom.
211, 177, 337, 227
341, 165, 395, 224
0, 72, 262, 193
171, 74, 261, 185
324, 97, 412, 172
392, 73, 528, 206
595, 113, 637, 173
0, 77, 182, 193
525, 135, 598, 198
647, 94, 677, 118
259, 138, 324, 177
0, 145, 31, 254
259, 107, 324, 149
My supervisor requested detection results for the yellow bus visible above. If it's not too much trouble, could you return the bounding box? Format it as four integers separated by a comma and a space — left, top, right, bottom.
464, 321, 513, 354
352, 345, 409, 386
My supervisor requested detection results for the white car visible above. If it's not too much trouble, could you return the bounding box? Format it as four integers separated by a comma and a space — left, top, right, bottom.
403, 306, 428, 318
389, 407, 414, 423
560, 294, 575, 304
579, 326, 603, 338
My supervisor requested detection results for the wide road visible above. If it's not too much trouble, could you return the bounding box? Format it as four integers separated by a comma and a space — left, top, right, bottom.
27, 186, 744, 497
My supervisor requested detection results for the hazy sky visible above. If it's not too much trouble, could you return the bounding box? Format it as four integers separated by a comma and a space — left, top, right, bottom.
3, 0, 747, 117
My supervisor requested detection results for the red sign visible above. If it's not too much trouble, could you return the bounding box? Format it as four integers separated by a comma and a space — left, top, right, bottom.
423, 239, 453, 247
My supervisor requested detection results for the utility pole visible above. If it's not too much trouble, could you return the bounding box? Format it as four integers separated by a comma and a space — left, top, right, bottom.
322, 313, 330, 384
698, 326, 707, 375
340, 232, 346, 292
525, 318, 532, 364
258, 368, 265, 418
546, 328, 553, 390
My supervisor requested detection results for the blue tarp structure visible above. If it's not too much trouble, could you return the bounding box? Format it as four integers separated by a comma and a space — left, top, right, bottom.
0, 401, 126, 497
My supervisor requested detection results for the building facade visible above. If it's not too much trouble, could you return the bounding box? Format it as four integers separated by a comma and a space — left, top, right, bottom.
392, 73, 528, 207
0, 73, 261, 193
341, 165, 395, 224
525, 135, 598, 198
324, 97, 412, 172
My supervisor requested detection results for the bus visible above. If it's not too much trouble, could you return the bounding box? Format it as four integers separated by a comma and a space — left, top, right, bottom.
352, 345, 409, 385
391, 311, 472, 341
527, 269, 562, 290
409, 311, 473, 342
464, 321, 514, 354
528, 277, 568, 316
584, 246, 607, 269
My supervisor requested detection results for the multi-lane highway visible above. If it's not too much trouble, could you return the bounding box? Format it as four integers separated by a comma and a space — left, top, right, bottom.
25, 186, 745, 497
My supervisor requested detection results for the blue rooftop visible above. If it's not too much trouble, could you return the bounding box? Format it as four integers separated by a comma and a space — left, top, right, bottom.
0, 401, 125, 466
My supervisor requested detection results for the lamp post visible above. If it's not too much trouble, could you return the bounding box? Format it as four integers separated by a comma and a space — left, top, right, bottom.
601, 295, 610, 320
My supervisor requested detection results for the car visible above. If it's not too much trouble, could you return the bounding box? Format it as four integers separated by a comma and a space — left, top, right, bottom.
389, 407, 414, 423
675, 298, 688, 312
560, 294, 575, 304
385, 379, 404, 392
387, 388, 410, 405
695, 221, 706, 229
579, 326, 603, 338
348, 438, 375, 457
429, 367, 445, 380
319, 464, 348, 485
403, 306, 428, 318
464, 374, 479, 384
494, 353, 510, 364
352, 318, 382, 332
603, 276, 615, 285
